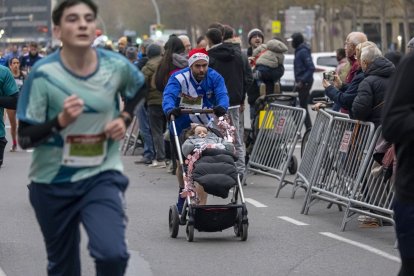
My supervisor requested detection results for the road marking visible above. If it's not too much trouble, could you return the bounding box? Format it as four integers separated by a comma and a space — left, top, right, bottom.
0, 266, 7, 276
245, 198, 267, 208
278, 216, 309, 226
320, 232, 401, 263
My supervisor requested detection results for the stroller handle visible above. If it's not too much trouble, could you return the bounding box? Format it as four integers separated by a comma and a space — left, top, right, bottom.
180, 108, 214, 114
170, 108, 214, 122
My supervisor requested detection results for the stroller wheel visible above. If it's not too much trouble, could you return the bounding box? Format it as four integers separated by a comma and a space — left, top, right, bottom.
240, 223, 248, 241
288, 156, 298, 175
234, 208, 242, 237
169, 205, 180, 238
186, 224, 194, 242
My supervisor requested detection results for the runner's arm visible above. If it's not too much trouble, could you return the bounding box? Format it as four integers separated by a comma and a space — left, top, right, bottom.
0, 92, 18, 109
18, 117, 63, 149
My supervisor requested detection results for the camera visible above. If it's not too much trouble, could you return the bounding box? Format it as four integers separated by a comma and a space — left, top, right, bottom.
323, 71, 335, 81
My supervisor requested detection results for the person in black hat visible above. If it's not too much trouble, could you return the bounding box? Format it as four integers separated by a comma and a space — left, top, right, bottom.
291, 32, 315, 130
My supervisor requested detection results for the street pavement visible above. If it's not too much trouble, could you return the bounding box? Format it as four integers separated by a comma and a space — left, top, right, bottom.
0, 128, 400, 276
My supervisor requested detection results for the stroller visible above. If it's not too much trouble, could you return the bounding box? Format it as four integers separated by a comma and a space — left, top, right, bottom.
168, 109, 249, 242
245, 92, 298, 174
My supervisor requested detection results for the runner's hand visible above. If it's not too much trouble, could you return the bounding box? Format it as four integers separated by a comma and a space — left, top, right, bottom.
58, 95, 84, 128
104, 118, 126, 141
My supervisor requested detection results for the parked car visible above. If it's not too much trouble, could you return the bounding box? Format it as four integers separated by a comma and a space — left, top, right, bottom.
280, 52, 338, 101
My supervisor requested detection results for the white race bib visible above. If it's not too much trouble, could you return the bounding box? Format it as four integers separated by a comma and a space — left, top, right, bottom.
62, 133, 107, 167
179, 93, 203, 109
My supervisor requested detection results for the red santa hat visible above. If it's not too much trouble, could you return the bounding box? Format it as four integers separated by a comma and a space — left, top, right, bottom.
188, 48, 209, 67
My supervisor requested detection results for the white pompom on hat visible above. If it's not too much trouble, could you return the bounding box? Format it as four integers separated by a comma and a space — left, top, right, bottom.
188, 48, 209, 67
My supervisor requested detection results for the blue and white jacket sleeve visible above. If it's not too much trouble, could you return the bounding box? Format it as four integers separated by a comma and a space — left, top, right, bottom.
212, 73, 229, 110
162, 75, 181, 115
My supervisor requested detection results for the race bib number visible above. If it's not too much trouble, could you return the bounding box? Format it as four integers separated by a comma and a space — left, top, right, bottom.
62, 133, 107, 167
179, 93, 203, 109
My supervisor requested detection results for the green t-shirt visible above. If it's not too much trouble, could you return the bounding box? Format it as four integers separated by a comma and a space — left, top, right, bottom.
0, 66, 18, 137
17, 48, 144, 184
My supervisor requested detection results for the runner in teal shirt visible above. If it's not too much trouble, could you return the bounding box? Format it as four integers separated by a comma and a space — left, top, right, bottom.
15, 1, 145, 275
0, 65, 18, 167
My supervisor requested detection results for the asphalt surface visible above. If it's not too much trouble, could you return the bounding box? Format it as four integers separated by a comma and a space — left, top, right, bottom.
0, 130, 400, 276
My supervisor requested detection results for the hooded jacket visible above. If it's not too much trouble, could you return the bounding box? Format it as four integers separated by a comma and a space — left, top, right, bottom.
253, 39, 288, 68
293, 43, 315, 83
352, 57, 395, 127
208, 42, 252, 106
142, 55, 162, 106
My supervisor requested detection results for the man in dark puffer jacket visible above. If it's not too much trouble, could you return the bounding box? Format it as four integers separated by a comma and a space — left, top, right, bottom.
352, 45, 395, 128
382, 52, 414, 276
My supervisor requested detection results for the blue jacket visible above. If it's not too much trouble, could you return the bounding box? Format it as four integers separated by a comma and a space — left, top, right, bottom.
20, 53, 43, 70
294, 43, 315, 83
325, 69, 364, 115
163, 67, 229, 134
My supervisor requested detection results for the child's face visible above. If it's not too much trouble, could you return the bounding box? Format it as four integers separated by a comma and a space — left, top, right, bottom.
194, 126, 208, 138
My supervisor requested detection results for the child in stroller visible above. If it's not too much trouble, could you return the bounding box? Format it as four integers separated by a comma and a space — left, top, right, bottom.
168, 109, 249, 242
182, 124, 235, 205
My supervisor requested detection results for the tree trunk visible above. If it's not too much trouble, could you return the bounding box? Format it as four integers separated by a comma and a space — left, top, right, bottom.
401, 0, 411, 53
380, 0, 388, 52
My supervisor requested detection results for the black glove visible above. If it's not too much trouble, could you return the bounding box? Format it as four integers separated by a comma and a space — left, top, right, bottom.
213, 106, 226, 117
167, 107, 181, 120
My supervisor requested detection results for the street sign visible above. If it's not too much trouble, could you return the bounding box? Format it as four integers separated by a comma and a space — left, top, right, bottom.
272, 20, 281, 34
284, 7, 315, 39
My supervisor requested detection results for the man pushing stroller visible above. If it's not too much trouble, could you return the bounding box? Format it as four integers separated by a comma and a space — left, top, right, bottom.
162, 48, 229, 213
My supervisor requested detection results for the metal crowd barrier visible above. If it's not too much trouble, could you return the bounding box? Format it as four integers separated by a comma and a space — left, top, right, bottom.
292, 110, 333, 198
242, 103, 306, 197
302, 115, 375, 216
121, 115, 140, 155
293, 109, 349, 199
341, 126, 395, 231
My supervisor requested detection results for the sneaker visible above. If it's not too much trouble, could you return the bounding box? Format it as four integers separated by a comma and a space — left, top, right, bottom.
357, 215, 377, 223
359, 220, 380, 228
149, 160, 167, 168
10, 144, 17, 152
134, 157, 152, 165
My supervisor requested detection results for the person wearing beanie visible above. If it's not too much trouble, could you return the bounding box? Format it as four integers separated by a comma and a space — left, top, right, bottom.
246, 28, 285, 122
246, 28, 264, 121
291, 32, 315, 130
146, 43, 162, 59
141, 43, 166, 169
247, 28, 264, 50
162, 48, 229, 212
125, 46, 138, 65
